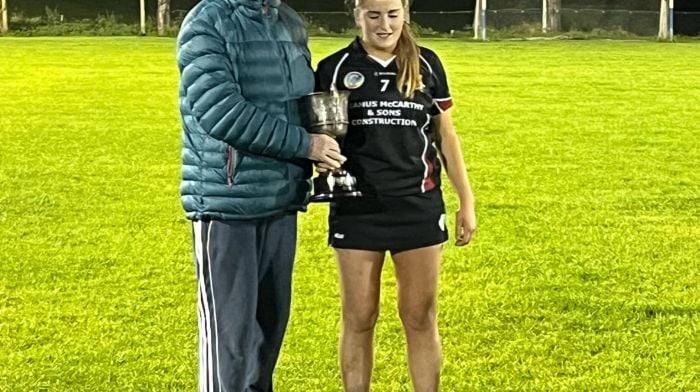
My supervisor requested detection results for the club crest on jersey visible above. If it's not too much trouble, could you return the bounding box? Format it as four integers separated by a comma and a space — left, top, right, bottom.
343, 72, 365, 90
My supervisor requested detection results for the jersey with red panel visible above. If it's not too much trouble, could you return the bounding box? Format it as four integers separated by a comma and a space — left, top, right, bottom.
315, 37, 453, 198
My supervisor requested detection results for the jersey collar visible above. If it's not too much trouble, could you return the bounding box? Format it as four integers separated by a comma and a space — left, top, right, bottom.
349, 37, 397, 69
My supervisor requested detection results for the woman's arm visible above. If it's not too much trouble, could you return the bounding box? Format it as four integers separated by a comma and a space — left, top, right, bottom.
435, 109, 477, 246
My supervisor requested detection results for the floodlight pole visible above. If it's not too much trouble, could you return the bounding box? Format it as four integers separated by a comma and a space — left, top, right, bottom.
473, 0, 488, 41
480, 0, 487, 41
1, 0, 8, 34
140, 0, 146, 36
669, 0, 674, 40
473, 0, 480, 39
658, 0, 669, 40
542, 0, 548, 33
658, 0, 675, 41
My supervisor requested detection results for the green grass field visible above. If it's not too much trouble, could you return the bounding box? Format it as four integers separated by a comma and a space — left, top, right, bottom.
0, 37, 698, 391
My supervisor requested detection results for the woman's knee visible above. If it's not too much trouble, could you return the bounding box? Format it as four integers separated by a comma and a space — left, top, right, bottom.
342, 305, 380, 333
398, 301, 437, 332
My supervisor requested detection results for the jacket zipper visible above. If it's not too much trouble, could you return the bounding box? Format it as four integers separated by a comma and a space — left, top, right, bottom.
227, 145, 236, 186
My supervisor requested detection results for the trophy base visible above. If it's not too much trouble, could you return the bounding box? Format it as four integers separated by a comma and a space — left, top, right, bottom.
309, 190, 363, 203
310, 169, 362, 203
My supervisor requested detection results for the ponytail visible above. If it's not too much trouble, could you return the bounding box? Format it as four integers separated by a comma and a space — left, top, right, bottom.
394, 22, 421, 98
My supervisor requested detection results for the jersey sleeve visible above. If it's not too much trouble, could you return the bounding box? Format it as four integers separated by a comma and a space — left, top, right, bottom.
422, 50, 453, 116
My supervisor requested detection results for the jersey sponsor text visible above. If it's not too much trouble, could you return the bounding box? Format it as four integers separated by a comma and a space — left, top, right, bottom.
351, 117, 419, 127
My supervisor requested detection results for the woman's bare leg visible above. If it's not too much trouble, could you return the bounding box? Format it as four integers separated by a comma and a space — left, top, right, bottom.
336, 248, 385, 392
392, 244, 442, 392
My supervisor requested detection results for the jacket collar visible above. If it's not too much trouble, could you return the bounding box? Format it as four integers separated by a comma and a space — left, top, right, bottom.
228, 0, 281, 22
234, 0, 280, 9
228, 0, 282, 13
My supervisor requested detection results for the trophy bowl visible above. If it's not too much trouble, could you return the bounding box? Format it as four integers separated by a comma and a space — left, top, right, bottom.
301, 90, 351, 137
301, 90, 362, 203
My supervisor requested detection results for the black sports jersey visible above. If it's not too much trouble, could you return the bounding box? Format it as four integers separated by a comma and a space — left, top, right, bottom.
315, 37, 454, 197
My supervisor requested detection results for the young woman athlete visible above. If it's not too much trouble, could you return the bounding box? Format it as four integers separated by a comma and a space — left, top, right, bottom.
314, 0, 477, 390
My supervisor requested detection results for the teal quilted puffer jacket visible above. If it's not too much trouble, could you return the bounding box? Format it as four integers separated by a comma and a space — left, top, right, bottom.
177, 0, 314, 220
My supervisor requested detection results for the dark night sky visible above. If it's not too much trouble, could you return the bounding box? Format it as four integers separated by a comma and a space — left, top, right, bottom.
15, 1, 700, 16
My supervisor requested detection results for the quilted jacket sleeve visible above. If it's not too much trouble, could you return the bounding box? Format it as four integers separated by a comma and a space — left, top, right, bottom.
177, 17, 310, 160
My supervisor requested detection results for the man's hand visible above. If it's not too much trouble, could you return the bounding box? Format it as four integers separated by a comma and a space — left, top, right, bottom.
308, 134, 346, 170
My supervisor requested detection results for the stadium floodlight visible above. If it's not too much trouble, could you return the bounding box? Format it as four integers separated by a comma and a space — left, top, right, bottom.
140, 0, 146, 36
1, 0, 8, 33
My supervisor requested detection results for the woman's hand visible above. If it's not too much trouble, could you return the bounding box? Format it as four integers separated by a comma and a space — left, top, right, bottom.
433, 109, 477, 247
454, 204, 476, 246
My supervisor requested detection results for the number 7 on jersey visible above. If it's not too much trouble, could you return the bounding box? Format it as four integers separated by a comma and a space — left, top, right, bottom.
380, 79, 390, 92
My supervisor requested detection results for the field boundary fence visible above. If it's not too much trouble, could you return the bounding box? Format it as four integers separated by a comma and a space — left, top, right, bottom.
1, 2, 698, 39
297, 7, 700, 40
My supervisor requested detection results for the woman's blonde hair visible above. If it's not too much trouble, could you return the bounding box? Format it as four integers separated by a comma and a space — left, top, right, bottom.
354, 0, 421, 98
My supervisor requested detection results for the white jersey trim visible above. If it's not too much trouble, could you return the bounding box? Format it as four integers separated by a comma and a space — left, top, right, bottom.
433, 97, 453, 113
331, 52, 350, 91
421, 55, 453, 112
419, 55, 434, 76
419, 114, 431, 193
368, 54, 396, 68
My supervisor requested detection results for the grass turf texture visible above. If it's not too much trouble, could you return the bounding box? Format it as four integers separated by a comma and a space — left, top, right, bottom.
0, 37, 698, 391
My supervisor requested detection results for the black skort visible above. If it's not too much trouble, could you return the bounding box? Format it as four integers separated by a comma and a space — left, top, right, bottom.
328, 189, 448, 254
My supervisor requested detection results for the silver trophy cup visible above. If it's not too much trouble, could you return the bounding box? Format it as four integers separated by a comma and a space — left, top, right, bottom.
301, 90, 362, 203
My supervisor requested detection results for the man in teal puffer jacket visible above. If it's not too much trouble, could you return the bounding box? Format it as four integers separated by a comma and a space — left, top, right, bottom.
177, 1, 345, 390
